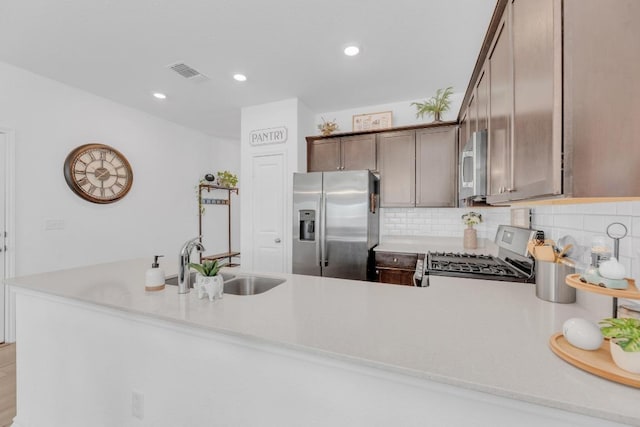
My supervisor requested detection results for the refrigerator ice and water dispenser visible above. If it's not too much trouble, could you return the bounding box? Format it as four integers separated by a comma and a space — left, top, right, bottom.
299, 209, 315, 241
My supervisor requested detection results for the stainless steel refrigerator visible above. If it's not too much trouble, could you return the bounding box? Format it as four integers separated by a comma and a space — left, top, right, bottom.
292, 170, 379, 281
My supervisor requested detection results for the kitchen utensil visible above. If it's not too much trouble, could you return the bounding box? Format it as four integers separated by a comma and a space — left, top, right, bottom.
557, 235, 579, 258
527, 239, 557, 261
558, 257, 576, 268
557, 244, 573, 259
536, 245, 557, 262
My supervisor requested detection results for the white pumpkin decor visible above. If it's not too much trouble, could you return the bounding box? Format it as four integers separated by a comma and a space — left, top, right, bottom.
599, 257, 626, 280
563, 318, 603, 351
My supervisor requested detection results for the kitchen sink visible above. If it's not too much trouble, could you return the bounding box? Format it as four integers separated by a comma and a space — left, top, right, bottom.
165, 272, 284, 295
165, 272, 235, 287
223, 276, 285, 295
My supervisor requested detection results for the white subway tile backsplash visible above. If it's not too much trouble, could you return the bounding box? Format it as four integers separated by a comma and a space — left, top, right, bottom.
529, 202, 640, 279
382, 202, 640, 279
583, 215, 604, 232
535, 205, 553, 214
619, 238, 632, 259
586, 202, 618, 215
617, 202, 633, 216
633, 217, 640, 237
381, 206, 511, 241
553, 214, 583, 230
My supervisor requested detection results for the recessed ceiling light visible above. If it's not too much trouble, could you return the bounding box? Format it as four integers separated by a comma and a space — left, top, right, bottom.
344, 46, 360, 56
233, 74, 247, 82
153, 92, 167, 99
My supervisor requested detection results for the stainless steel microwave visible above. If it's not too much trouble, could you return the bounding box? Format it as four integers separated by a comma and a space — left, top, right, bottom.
459, 130, 488, 203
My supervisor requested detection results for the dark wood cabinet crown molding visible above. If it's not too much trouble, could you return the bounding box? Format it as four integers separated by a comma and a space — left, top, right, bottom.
305, 121, 457, 143
458, 0, 509, 122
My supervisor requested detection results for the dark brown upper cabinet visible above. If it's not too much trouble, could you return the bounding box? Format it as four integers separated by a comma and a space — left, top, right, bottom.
460, 0, 640, 204
377, 125, 457, 208
416, 126, 457, 207
377, 130, 416, 207
307, 134, 376, 172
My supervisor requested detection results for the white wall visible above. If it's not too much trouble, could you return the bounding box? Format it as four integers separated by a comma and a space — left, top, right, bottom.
0, 61, 239, 275
240, 98, 314, 273
314, 93, 463, 135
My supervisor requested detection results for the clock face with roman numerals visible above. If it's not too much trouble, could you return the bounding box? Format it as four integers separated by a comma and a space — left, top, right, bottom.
63, 143, 133, 204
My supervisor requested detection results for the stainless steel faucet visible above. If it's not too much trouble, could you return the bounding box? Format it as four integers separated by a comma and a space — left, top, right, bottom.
178, 237, 205, 294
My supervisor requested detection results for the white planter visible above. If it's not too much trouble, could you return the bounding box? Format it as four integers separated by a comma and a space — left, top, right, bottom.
610, 340, 640, 374
195, 274, 224, 301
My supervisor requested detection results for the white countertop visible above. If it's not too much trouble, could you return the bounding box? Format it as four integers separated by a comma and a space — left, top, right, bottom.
7, 259, 640, 425
376, 236, 499, 256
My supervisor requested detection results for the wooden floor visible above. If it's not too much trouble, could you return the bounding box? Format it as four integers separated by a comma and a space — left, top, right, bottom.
0, 343, 16, 427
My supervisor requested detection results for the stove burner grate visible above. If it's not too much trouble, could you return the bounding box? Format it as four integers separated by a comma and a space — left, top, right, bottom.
427, 252, 526, 279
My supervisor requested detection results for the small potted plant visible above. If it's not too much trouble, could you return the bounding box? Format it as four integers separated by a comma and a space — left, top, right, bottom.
461, 211, 482, 249
317, 117, 339, 136
217, 170, 238, 188
599, 317, 640, 373
188, 259, 226, 301
411, 86, 454, 122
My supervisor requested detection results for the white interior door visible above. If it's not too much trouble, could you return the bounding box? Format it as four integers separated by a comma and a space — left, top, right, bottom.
251, 153, 285, 273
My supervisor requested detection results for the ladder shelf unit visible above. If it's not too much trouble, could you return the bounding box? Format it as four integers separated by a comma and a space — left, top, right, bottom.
198, 184, 240, 266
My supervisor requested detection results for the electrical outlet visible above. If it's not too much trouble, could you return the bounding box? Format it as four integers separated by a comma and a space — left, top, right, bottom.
132, 390, 144, 420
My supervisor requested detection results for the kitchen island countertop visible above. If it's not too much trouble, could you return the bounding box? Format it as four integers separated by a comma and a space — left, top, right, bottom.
6, 259, 639, 425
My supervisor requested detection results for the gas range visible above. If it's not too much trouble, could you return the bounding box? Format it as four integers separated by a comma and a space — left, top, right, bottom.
415, 226, 538, 287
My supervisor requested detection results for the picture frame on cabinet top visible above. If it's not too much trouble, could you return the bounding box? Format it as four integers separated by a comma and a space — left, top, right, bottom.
352, 111, 393, 132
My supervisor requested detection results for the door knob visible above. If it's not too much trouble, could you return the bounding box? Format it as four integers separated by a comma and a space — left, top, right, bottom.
274, 238, 281, 243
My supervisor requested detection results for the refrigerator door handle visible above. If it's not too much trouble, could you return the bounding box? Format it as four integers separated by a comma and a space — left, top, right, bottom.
369, 192, 377, 214
320, 192, 328, 267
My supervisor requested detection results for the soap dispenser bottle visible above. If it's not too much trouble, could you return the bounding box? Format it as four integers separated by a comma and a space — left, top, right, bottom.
145, 255, 165, 291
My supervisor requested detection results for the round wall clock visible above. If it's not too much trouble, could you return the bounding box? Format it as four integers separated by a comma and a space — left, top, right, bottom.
63, 143, 133, 204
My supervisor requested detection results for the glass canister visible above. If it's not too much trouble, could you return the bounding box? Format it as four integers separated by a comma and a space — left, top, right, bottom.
590, 235, 611, 268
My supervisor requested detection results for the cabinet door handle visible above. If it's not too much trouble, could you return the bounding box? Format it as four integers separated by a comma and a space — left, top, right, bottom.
336, 166, 340, 170
274, 238, 281, 243
506, 188, 516, 193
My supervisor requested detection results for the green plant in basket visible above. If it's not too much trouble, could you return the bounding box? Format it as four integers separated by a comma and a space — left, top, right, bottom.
188, 259, 225, 277
411, 86, 454, 122
599, 317, 640, 352
217, 170, 238, 188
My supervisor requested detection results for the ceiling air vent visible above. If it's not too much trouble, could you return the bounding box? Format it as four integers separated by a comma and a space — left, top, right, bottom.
167, 62, 208, 81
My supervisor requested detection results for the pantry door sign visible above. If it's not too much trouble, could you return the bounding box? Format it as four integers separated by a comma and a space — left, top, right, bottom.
249, 127, 288, 146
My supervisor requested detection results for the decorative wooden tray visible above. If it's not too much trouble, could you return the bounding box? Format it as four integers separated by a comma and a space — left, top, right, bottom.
565, 274, 640, 299
549, 333, 640, 388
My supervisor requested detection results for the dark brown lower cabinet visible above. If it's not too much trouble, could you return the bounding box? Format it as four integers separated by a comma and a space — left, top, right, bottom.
374, 251, 418, 286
